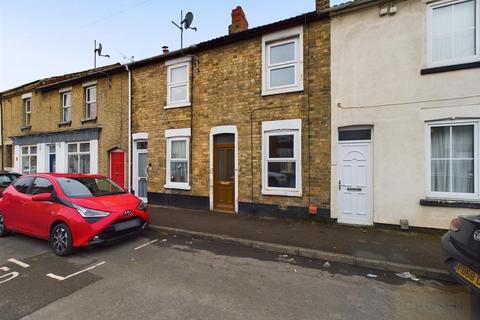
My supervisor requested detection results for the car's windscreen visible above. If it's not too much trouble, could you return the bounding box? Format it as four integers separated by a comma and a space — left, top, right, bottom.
56, 177, 125, 198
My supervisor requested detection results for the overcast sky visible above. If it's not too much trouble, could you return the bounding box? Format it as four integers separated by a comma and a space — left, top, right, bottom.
0, 0, 341, 92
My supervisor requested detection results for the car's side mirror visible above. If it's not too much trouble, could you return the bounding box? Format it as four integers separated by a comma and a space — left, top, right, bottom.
32, 193, 52, 202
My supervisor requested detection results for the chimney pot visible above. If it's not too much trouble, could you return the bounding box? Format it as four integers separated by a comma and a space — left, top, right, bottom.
162, 46, 169, 54
229, 6, 248, 35
316, 0, 330, 11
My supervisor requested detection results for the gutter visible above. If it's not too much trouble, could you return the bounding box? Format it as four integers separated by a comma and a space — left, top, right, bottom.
125, 64, 132, 193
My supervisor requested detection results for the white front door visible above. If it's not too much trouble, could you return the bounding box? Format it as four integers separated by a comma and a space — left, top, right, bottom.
338, 142, 373, 225
133, 140, 148, 202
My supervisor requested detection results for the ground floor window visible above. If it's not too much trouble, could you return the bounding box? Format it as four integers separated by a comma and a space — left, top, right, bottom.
165, 128, 191, 190
428, 120, 479, 199
5, 145, 13, 168
21, 145, 37, 174
262, 119, 302, 197
67, 142, 91, 173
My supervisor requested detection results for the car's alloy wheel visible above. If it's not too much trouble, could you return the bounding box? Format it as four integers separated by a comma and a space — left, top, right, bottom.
0, 214, 6, 237
50, 223, 73, 256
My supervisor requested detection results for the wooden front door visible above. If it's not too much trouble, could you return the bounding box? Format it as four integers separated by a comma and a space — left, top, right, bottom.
110, 151, 125, 189
213, 135, 235, 212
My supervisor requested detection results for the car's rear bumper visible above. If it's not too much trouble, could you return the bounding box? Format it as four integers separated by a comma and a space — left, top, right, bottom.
442, 232, 480, 295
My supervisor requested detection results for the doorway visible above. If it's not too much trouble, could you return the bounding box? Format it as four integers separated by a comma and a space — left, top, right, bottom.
213, 134, 235, 212
110, 150, 125, 188
133, 140, 148, 202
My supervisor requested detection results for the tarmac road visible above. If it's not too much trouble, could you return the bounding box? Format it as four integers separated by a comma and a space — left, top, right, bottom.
0, 229, 474, 320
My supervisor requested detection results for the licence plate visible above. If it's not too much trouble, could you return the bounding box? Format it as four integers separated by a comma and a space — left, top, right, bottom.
456, 263, 480, 289
114, 219, 141, 232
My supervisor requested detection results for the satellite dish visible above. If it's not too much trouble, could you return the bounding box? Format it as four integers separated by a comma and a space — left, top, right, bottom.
183, 12, 194, 29
97, 43, 103, 55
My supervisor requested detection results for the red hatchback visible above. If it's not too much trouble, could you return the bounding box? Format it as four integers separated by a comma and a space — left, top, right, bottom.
0, 173, 149, 256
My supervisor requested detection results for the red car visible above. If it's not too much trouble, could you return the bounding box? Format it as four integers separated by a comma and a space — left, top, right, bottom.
0, 173, 149, 256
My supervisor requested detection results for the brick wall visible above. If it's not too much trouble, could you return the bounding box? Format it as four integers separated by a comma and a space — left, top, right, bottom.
132, 17, 331, 217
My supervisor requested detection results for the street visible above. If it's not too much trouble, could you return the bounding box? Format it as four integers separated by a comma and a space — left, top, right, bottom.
0, 229, 473, 320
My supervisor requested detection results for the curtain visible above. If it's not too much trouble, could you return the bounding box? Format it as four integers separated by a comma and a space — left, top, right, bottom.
431, 126, 449, 192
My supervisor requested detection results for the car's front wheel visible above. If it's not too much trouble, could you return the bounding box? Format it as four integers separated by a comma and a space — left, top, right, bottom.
50, 223, 74, 256
0, 213, 8, 237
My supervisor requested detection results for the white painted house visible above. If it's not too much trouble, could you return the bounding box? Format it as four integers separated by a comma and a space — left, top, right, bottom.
330, 0, 480, 229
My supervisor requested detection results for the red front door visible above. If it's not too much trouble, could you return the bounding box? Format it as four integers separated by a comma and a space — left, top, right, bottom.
111, 151, 125, 188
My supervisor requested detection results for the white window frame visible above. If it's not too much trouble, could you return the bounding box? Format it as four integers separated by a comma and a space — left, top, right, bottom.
164, 128, 191, 190
262, 26, 304, 96
425, 119, 480, 200
85, 86, 97, 119
262, 119, 302, 197
165, 57, 191, 109
67, 141, 92, 174
24, 98, 31, 126
426, 0, 480, 67
62, 91, 72, 122
21, 145, 37, 174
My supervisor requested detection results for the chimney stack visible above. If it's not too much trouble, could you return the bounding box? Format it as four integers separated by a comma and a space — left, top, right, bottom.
162, 46, 169, 54
316, 0, 330, 11
228, 6, 249, 35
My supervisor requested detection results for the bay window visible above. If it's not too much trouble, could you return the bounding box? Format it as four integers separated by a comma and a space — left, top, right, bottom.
262, 119, 302, 196
165, 128, 191, 190
67, 142, 91, 173
427, 120, 479, 199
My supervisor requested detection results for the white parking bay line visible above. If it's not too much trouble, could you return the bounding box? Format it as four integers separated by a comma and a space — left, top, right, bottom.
8, 258, 30, 268
0, 266, 10, 272
46, 261, 106, 282
134, 239, 159, 251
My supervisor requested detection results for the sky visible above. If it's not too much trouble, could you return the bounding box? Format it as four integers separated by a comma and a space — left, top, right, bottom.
0, 0, 342, 92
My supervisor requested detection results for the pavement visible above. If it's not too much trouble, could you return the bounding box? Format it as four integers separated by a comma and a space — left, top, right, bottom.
148, 205, 450, 280
0, 229, 474, 320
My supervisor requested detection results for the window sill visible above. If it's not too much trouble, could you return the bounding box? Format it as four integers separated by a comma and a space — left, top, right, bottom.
164, 102, 191, 110
420, 198, 480, 209
81, 117, 97, 124
57, 120, 72, 127
261, 86, 303, 97
164, 183, 191, 191
262, 188, 302, 197
421, 61, 480, 75
20, 125, 32, 131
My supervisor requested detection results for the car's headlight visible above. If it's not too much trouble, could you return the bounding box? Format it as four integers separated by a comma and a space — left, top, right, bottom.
137, 200, 147, 212
73, 204, 110, 218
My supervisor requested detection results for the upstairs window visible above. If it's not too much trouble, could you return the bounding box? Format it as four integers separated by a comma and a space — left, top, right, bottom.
85, 86, 97, 119
24, 98, 31, 126
427, 120, 479, 199
262, 26, 304, 96
428, 0, 479, 66
165, 57, 191, 108
62, 92, 72, 122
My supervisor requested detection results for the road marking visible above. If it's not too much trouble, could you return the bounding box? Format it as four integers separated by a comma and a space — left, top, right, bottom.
46, 261, 106, 281
8, 258, 30, 268
134, 239, 159, 251
0, 272, 19, 284
0, 266, 10, 272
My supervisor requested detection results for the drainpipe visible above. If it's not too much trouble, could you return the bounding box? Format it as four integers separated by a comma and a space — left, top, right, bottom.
125, 64, 132, 193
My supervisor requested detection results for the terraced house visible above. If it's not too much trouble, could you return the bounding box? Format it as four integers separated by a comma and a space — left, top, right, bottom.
0, 64, 129, 188
128, 1, 331, 218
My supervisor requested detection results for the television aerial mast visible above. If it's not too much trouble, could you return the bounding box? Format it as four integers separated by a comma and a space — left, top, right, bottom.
171, 11, 197, 49
94, 40, 110, 68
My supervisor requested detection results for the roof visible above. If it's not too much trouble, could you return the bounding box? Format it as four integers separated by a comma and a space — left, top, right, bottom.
129, 10, 327, 69
327, 0, 384, 14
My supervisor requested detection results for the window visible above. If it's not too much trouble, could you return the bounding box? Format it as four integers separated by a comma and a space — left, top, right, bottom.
428, 0, 479, 66
427, 120, 479, 199
262, 26, 303, 96
165, 128, 191, 190
21, 145, 37, 174
67, 142, 91, 173
5, 145, 13, 168
12, 177, 34, 194
165, 58, 190, 108
85, 86, 97, 119
262, 119, 302, 196
24, 98, 31, 126
62, 92, 72, 122
29, 178, 54, 195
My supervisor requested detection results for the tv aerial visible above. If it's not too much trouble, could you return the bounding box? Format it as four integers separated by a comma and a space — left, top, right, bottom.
94, 40, 110, 68
172, 11, 197, 49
